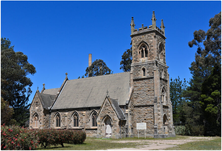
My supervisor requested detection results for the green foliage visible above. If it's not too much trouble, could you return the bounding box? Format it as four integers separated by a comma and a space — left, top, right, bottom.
85, 59, 112, 77
1, 97, 15, 125
175, 126, 187, 135
1, 124, 38, 150
200, 64, 221, 136
170, 77, 188, 125
37, 129, 86, 148
183, 12, 221, 136
120, 48, 132, 72
1, 38, 36, 126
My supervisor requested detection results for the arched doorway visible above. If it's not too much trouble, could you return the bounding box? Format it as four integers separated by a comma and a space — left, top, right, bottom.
104, 116, 112, 137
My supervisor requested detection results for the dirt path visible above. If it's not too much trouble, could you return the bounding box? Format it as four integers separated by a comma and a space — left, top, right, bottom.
107, 137, 214, 150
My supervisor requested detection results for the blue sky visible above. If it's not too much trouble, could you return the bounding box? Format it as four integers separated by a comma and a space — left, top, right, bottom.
1, 1, 221, 104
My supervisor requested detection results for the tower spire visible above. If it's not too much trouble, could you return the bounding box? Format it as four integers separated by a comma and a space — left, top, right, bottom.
130, 17, 135, 34
151, 11, 157, 30
161, 19, 165, 36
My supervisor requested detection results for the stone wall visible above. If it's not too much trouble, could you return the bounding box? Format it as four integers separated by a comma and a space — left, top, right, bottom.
132, 106, 154, 137
97, 98, 121, 138
29, 93, 44, 129
132, 78, 155, 106
50, 108, 100, 130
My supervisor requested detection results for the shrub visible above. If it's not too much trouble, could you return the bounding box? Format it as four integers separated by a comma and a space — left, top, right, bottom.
37, 129, 86, 148
175, 125, 187, 135
1, 124, 38, 150
71, 130, 86, 144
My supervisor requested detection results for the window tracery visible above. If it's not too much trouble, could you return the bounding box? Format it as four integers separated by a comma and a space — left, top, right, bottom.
92, 112, 97, 127
138, 43, 148, 58
73, 112, 79, 127
161, 87, 167, 104
56, 113, 60, 127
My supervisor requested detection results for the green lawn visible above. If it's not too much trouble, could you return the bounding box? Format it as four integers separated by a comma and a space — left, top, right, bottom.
37, 136, 221, 150
37, 138, 140, 150
166, 137, 221, 150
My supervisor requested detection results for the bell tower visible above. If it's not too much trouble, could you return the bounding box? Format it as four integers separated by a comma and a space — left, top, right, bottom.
130, 11, 175, 138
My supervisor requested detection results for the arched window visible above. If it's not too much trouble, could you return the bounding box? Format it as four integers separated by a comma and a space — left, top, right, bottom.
139, 44, 148, 58
142, 68, 146, 76
73, 113, 79, 127
56, 114, 60, 127
92, 112, 97, 127
163, 114, 167, 125
161, 69, 165, 78
141, 49, 144, 58
161, 87, 166, 104
33, 113, 39, 128
158, 43, 164, 62
145, 49, 148, 57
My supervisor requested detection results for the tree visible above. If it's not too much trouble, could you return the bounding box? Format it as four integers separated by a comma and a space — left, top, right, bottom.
200, 64, 221, 136
120, 48, 132, 72
85, 59, 112, 77
1, 37, 36, 126
1, 97, 15, 125
170, 77, 188, 125
184, 12, 221, 135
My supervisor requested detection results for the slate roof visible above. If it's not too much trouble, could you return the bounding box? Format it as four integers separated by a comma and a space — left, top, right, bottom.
52, 72, 130, 109
43, 88, 60, 95
39, 93, 56, 109
110, 98, 125, 120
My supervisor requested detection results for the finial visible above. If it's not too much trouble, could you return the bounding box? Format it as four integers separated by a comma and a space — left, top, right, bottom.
65, 72, 68, 77
106, 90, 109, 97
161, 19, 165, 36
130, 17, 135, 34
41, 83, 45, 93
37, 86, 39, 90
151, 11, 157, 30
142, 24, 144, 29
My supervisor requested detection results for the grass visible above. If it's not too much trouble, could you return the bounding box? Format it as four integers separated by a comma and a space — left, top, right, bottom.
166, 137, 221, 150
37, 136, 221, 150
37, 137, 141, 150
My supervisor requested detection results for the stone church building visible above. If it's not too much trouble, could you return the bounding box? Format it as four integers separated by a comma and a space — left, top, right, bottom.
29, 12, 175, 138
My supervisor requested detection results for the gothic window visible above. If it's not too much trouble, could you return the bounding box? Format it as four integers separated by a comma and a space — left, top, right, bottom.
158, 43, 164, 62
139, 44, 148, 58
33, 113, 39, 128
145, 48, 148, 57
141, 49, 144, 58
56, 114, 60, 127
161, 69, 165, 78
73, 112, 79, 127
92, 112, 97, 127
163, 114, 167, 125
161, 87, 167, 104
142, 68, 146, 76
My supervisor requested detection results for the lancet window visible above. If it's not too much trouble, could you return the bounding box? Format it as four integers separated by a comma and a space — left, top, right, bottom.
73, 112, 79, 127
56, 113, 60, 127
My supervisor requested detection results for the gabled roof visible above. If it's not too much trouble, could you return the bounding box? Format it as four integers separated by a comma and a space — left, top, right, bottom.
97, 96, 125, 120
52, 72, 130, 110
43, 88, 59, 95
39, 93, 56, 109
109, 98, 125, 120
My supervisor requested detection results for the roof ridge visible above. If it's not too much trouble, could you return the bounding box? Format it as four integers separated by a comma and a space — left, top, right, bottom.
68, 72, 130, 82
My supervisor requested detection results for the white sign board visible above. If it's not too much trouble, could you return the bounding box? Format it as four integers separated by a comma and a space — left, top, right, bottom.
136, 123, 146, 130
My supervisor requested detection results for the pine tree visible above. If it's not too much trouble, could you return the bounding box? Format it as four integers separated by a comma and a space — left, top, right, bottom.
85, 59, 112, 77
1, 38, 36, 126
120, 48, 132, 72
184, 12, 221, 135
